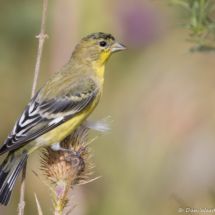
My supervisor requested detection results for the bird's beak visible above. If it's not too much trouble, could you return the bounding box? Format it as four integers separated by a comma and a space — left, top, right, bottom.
111, 41, 127, 53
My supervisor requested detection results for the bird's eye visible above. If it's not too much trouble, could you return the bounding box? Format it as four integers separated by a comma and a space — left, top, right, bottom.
99, 41, 107, 47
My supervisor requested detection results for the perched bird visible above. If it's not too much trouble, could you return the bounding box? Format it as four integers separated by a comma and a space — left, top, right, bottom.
0, 32, 127, 206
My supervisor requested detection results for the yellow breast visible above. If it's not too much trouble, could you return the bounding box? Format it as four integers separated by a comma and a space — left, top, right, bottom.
32, 92, 101, 153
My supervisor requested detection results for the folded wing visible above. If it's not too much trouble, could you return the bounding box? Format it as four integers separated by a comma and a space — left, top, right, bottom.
0, 78, 98, 155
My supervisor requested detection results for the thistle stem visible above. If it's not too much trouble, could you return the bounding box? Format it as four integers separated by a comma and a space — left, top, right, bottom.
18, 0, 48, 214
54, 168, 77, 215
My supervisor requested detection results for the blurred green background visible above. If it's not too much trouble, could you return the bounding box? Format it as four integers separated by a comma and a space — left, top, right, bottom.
1, 0, 215, 214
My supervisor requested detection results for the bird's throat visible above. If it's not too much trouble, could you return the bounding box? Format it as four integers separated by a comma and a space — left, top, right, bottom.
94, 65, 105, 89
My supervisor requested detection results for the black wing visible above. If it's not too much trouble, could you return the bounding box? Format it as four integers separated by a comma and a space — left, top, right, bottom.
0, 78, 98, 155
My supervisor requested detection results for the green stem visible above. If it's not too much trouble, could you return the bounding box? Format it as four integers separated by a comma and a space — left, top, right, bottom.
200, 0, 205, 26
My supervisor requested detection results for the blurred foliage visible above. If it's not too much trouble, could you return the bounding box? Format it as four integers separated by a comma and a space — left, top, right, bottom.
169, 0, 215, 53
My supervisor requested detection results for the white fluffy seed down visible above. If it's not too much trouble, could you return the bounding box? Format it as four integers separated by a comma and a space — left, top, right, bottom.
82, 117, 111, 133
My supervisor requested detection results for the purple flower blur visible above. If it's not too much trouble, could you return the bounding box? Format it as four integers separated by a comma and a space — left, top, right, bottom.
117, 1, 165, 49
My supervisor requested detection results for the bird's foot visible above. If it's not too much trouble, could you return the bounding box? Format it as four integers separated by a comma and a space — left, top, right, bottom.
65, 147, 86, 170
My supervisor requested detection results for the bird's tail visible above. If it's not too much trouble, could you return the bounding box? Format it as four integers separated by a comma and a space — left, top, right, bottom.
0, 151, 28, 206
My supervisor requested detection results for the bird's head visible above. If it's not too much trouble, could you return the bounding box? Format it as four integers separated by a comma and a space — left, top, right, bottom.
72, 32, 127, 68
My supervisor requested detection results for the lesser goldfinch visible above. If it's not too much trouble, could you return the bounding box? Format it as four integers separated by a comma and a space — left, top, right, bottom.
0, 32, 127, 206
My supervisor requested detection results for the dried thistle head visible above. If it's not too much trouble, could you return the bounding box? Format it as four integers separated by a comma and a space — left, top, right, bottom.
40, 124, 95, 187
38, 118, 110, 214
40, 118, 110, 186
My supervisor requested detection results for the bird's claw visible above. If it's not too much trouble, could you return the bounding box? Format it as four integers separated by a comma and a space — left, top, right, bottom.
65, 147, 86, 170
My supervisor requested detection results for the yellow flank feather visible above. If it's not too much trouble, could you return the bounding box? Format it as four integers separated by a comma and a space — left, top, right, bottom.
0, 32, 127, 206
34, 91, 100, 151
